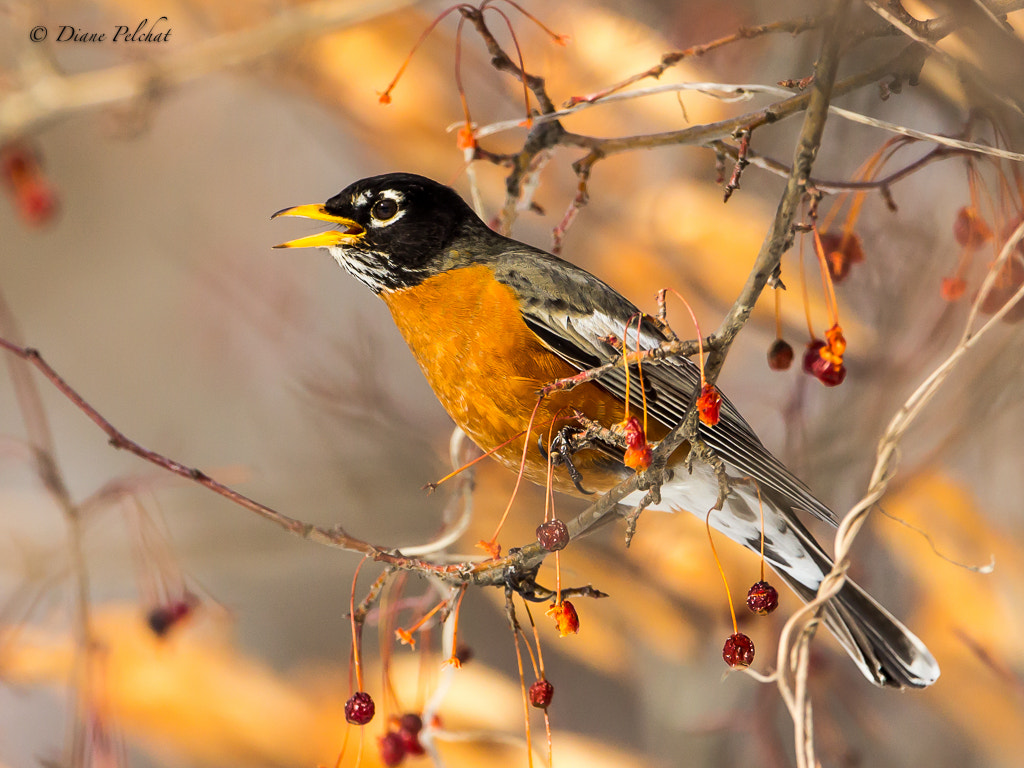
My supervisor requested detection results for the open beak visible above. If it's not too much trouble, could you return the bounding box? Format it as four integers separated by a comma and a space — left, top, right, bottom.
271, 204, 365, 249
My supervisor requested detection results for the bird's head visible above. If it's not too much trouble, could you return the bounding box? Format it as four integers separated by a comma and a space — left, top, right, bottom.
273, 172, 480, 293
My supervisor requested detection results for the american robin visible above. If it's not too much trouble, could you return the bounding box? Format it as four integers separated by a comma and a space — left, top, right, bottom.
273, 172, 939, 689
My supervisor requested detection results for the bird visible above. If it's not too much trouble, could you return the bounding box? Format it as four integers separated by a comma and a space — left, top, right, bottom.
273, 172, 939, 689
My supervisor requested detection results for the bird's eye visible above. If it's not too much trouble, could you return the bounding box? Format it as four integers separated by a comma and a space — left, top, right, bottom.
371, 197, 399, 221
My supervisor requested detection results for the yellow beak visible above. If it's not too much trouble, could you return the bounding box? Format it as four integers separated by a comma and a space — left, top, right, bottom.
271, 204, 365, 249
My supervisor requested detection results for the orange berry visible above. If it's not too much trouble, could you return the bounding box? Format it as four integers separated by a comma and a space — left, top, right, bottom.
940, 276, 967, 302
547, 600, 580, 636
697, 383, 721, 426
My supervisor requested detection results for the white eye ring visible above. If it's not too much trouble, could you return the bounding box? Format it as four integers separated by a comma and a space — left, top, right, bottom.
371, 197, 399, 221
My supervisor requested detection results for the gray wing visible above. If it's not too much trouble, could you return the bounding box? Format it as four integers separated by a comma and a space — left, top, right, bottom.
492, 248, 838, 526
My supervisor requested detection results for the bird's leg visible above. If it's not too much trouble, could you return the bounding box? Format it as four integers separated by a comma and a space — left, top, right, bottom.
503, 552, 555, 603
538, 425, 598, 495
687, 428, 732, 510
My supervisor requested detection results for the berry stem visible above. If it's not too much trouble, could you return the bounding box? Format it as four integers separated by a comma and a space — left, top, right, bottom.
426, 425, 534, 490
447, 585, 468, 666
634, 320, 650, 438
811, 227, 841, 327
506, 597, 535, 768
396, 597, 448, 646
620, 313, 639, 421
799, 234, 816, 339
349, 556, 369, 693
661, 287, 708, 388
525, 603, 547, 678
755, 483, 767, 583
773, 287, 784, 340
485, 395, 545, 549
378, 4, 466, 103
705, 508, 738, 636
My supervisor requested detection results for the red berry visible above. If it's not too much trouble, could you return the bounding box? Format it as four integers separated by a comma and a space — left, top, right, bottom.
344, 691, 375, 725
815, 361, 846, 387
529, 679, 555, 708
802, 339, 846, 387
767, 338, 794, 370
536, 519, 570, 551
398, 727, 425, 756
397, 713, 425, 755
722, 632, 755, 668
802, 339, 826, 374
746, 581, 779, 615
378, 731, 406, 767
398, 713, 423, 735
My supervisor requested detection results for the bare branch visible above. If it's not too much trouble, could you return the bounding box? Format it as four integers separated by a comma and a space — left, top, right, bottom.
0, 0, 414, 143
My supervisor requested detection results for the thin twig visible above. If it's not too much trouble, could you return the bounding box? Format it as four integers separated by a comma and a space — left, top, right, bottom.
774, 215, 1024, 759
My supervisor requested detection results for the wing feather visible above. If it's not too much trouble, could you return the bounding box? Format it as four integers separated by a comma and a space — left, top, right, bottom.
493, 248, 838, 526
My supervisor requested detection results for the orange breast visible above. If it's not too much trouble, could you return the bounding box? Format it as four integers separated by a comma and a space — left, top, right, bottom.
381, 264, 632, 494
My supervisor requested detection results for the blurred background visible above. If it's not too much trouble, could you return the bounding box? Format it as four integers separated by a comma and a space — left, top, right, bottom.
2, 0, 1023, 766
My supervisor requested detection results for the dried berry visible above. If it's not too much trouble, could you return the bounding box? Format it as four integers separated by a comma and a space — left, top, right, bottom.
378, 731, 406, 767
746, 581, 779, 615
802, 339, 846, 387
456, 123, 476, 150
344, 691, 375, 725
697, 383, 722, 426
722, 632, 755, 668
767, 338, 794, 370
818, 231, 865, 282
536, 518, 570, 551
823, 323, 846, 363
979, 257, 1024, 315
547, 600, 580, 637
953, 206, 992, 249
529, 679, 555, 708
622, 416, 652, 471
940, 276, 966, 302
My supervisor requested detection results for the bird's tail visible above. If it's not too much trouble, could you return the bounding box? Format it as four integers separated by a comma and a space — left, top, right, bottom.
773, 555, 940, 689
644, 475, 940, 687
